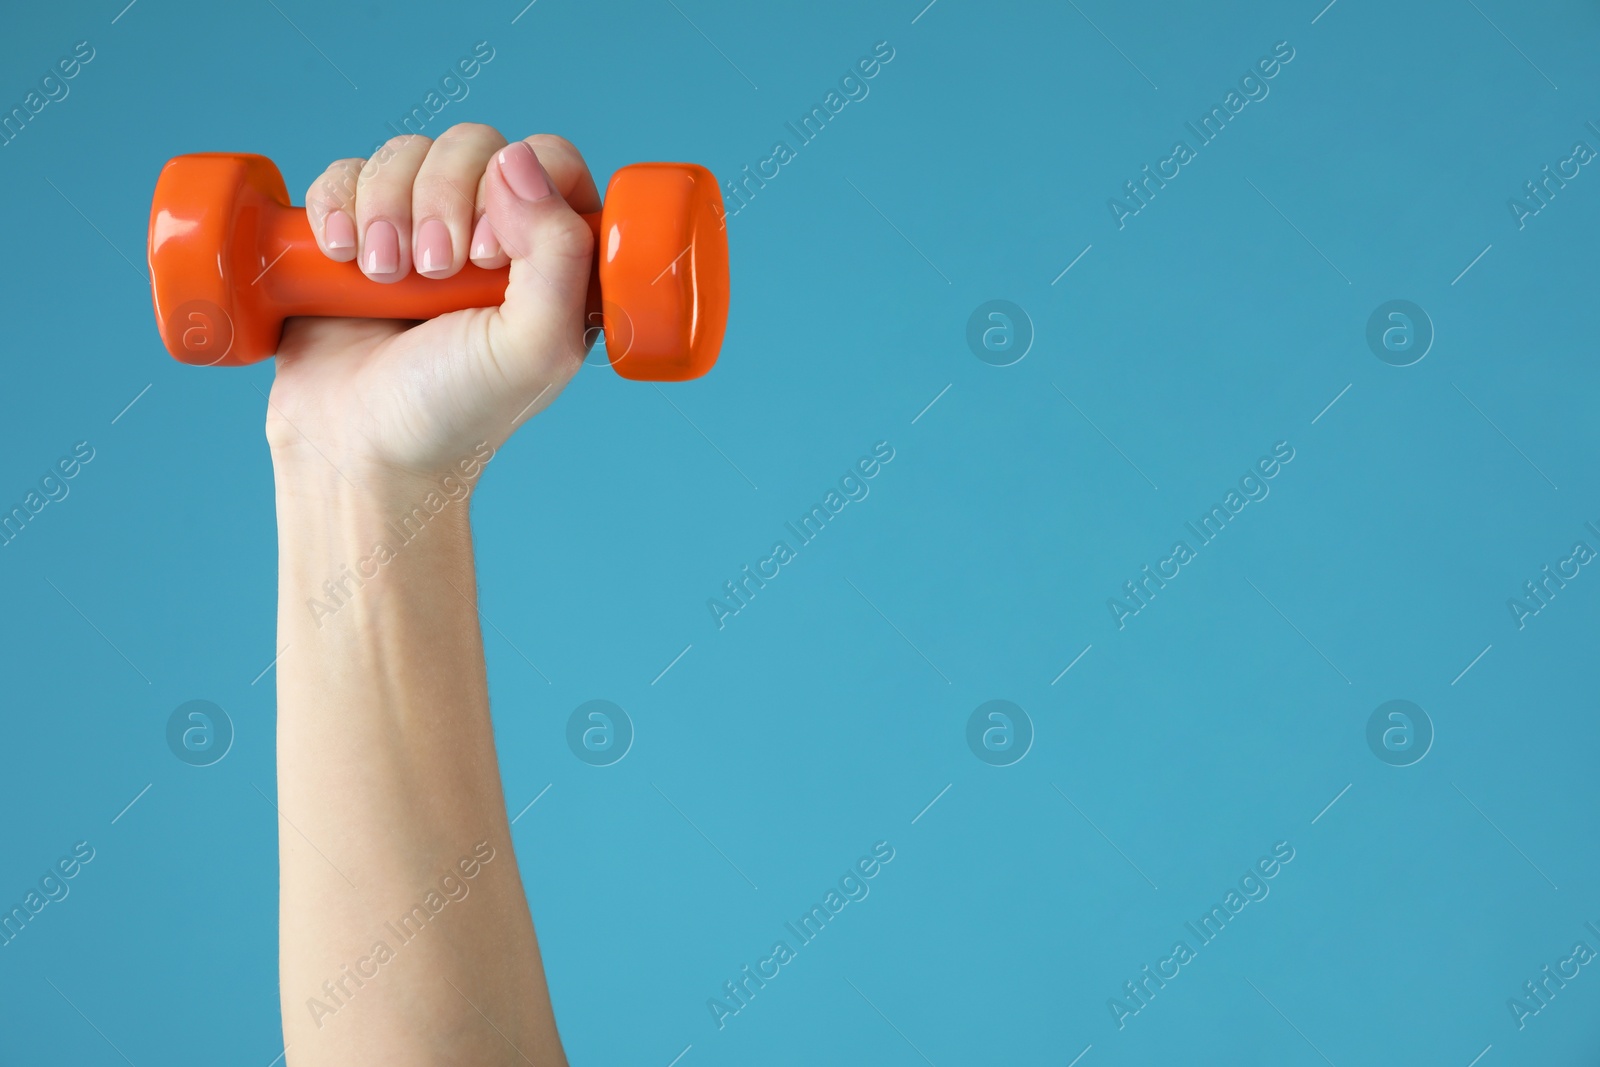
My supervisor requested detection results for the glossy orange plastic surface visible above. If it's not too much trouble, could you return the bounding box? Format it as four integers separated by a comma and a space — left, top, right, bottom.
147, 152, 728, 380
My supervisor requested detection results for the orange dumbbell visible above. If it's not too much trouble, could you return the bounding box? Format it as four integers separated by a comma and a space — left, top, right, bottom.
147, 152, 729, 381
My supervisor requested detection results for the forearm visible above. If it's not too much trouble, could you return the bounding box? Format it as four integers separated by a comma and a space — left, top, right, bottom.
272, 454, 565, 1066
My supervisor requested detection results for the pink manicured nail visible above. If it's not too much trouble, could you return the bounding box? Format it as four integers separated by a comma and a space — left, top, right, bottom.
324, 210, 356, 251
363, 220, 400, 275
415, 218, 453, 275
469, 214, 501, 261
498, 142, 552, 201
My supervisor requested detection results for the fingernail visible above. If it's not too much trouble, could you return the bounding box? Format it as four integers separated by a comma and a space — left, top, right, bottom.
416, 218, 453, 275
363, 220, 400, 275
498, 142, 552, 202
469, 214, 502, 261
324, 210, 356, 251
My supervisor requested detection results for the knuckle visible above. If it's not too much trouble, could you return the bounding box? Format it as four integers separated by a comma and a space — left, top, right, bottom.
435, 122, 503, 149
360, 135, 430, 181
541, 209, 594, 260
381, 132, 431, 155
309, 159, 363, 212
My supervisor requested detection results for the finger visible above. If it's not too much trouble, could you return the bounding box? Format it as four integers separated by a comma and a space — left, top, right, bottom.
480, 139, 596, 389
468, 134, 601, 270
304, 158, 366, 263
411, 122, 506, 279
466, 165, 508, 270
518, 135, 605, 350
519, 133, 601, 214
354, 134, 432, 282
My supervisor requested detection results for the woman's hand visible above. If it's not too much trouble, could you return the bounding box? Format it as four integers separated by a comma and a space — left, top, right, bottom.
269, 126, 587, 1065
265, 124, 601, 482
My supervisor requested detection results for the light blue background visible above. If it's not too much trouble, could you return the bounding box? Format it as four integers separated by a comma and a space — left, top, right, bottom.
3, 0, 1599, 1063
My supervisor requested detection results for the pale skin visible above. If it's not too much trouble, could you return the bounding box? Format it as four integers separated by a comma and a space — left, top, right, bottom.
271, 123, 599, 1065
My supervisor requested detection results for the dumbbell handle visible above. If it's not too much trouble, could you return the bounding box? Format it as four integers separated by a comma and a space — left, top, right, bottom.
247, 202, 603, 320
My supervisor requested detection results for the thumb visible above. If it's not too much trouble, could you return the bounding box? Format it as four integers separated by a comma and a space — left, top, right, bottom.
481, 140, 595, 390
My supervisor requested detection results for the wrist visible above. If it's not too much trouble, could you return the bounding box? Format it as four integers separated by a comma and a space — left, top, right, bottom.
271, 444, 494, 635
269, 439, 497, 519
